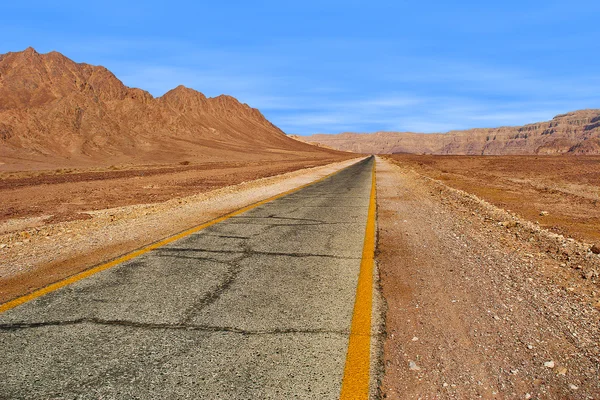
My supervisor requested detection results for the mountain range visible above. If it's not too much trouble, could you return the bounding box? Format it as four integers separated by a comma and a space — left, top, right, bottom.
2, 47, 599, 165
0, 47, 338, 170
297, 110, 600, 155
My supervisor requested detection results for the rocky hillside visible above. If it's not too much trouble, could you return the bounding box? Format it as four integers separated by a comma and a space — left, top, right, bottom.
299, 110, 600, 155
0, 48, 337, 169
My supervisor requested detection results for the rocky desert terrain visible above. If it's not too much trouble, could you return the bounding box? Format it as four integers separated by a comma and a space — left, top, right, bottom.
300, 110, 600, 155
386, 154, 600, 245
376, 157, 600, 398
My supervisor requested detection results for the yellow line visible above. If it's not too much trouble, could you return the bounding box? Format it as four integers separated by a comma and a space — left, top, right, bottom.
340, 158, 376, 400
0, 159, 363, 314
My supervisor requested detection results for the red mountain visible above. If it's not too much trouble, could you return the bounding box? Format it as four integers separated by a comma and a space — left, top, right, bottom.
0, 47, 337, 169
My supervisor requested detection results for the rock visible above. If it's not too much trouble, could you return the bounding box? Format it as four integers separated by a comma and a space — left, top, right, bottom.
409, 361, 421, 371
544, 360, 555, 368
525, 394, 531, 399
411, 337, 419, 342
591, 244, 600, 254
556, 367, 567, 376
569, 384, 578, 390
583, 270, 597, 280
540, 211, 549, 216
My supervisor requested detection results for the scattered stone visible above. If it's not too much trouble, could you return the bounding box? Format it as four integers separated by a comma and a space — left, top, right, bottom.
409, 361, 421, 371
569, 384, 578, 390
499, 220, 518, 228
510, 369, 519, 375
556, 367, 567, 376
583, 270, 597, 280
0, 243, 6, 249
527, 345, 533, 350
525, 394, 531, 399
411, 336, 419, 342
539, 211, 549, 216
544, 360, 555, 368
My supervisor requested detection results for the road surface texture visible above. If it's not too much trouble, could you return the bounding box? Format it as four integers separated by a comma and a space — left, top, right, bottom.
0, 157, 377, 399
376, 157, 600, 399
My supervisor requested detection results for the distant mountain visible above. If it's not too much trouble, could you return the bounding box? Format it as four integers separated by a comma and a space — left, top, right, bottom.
0, 47, 337, 168
298, 110, 600, 155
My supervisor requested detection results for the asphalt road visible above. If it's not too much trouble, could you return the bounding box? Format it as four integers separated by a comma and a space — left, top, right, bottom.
0, 157, 376, 399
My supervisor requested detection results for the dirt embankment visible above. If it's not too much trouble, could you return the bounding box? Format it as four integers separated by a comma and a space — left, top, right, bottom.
386, 154, 600, 246
0, 158, 360, 304
377, 157, 600, 398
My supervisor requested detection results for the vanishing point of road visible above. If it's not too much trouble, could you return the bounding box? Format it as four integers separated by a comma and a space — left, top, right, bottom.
0, 157, 379, 399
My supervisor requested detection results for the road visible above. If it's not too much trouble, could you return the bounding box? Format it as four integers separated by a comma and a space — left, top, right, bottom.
0, 157, 377, 399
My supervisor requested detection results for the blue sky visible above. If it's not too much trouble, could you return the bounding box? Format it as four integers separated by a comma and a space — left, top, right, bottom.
2, 1, 599, 134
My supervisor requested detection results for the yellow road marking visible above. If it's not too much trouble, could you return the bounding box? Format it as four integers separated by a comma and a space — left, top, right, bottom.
340, 158, 376, 400
0, 159, 363, 314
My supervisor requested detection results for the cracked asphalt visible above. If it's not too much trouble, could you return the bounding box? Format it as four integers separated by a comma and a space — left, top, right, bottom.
0, 157, 375, 399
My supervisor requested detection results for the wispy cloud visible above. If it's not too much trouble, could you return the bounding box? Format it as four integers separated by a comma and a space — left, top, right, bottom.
6, 30, 599, 135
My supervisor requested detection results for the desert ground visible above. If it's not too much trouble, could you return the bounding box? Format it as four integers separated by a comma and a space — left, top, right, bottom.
385, 154, 600, 244
376, 156, 600, 398
0, 157, 352, 228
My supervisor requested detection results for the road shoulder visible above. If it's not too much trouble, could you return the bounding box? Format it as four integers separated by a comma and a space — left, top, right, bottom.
376, 156, 600, 398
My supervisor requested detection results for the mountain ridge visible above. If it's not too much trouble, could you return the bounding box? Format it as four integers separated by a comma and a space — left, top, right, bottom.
298, 109, 600, 155
0, 47, 336, 169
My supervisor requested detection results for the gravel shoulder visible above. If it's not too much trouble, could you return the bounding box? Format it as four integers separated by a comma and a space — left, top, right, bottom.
376, 157, 600, 399
386, 154, 600, 245
0, 158, 360, 303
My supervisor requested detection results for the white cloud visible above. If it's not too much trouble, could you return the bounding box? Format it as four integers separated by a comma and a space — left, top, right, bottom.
31, 36, 600, 135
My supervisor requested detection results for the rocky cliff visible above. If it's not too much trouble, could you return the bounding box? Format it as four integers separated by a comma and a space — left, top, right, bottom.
299, 110, 600, 155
